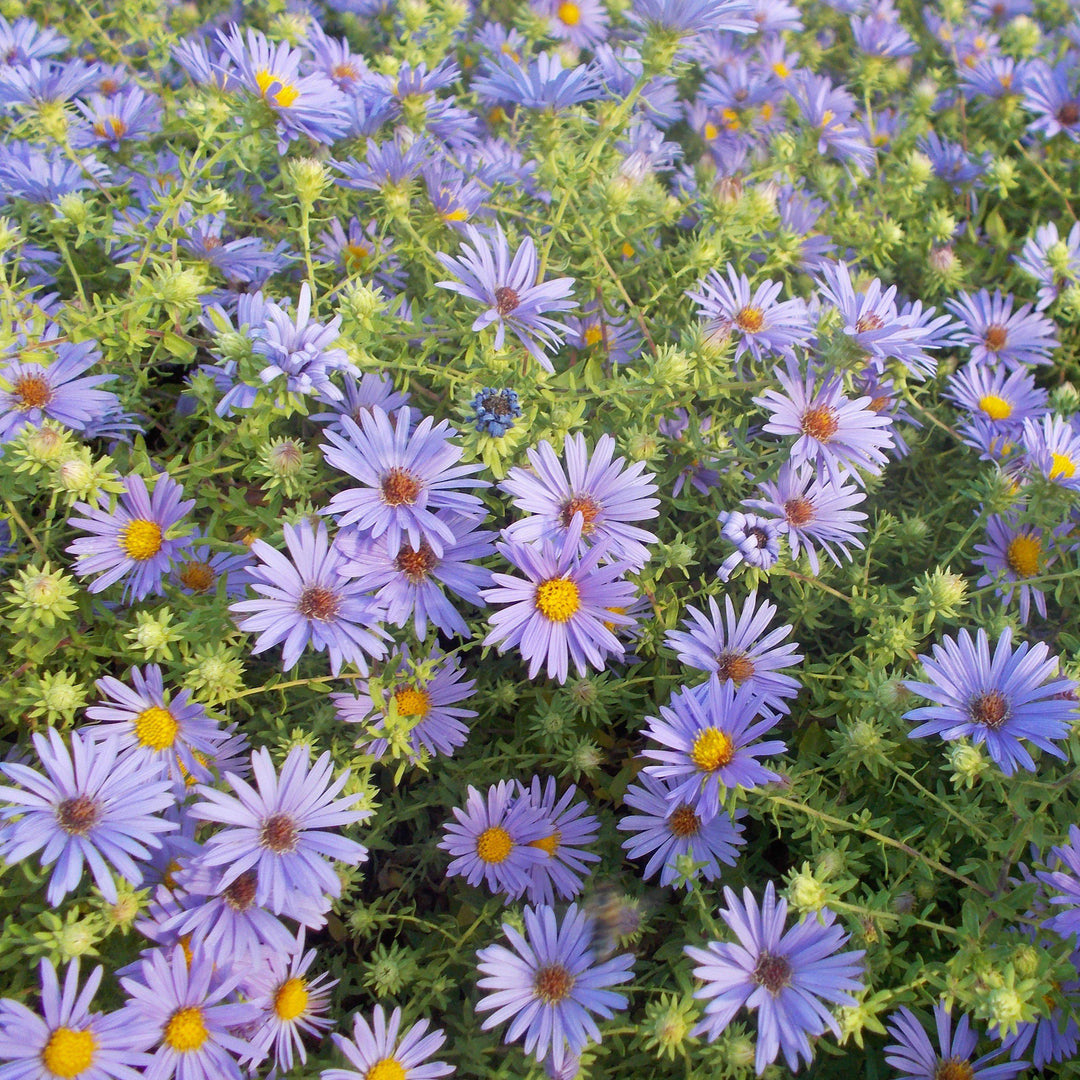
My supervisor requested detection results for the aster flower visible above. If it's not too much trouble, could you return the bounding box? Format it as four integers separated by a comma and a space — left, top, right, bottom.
66, 473, 195, 602
0, 959, 149, 1080
0, 141, 110, 204
1023, 60, 1080, 142
471, 387, 523, 436
664, 591, 802, 713
885, 1001, 1026, 1080
627, 0, 756, 36
170, 530, 252, 599
191, 745, 370, 921
335, 511, 495, 641
229, 519, 388, 676
321, 406, 488, 558
1014, 221, 1080, 310
0, 337, 118, 444
312, 371, 410, 434
640, 676, 785, 821
0, 728, 175, 904
423, 161, 488, 230
536, 0, 610, 48
973, 514, 1060, 625
903, 627, 1076, 776
322, 1006, 453, 1080
944, 289, 1058, 369
332, 646, 477, 761
500, 432, 659, 569
315, 218, 407, 293
716, 510, 781, 581
686, 883, 865, 1073
118, 945, 258, 1080
475, 903, 634, 1071
686, 265, 812, 362
754, 363, 895, 486
944, 361, 1048, 446
793, 74, 875, 174
0, 15, 66, 65
1022, 413, 1080, 490
473, 52, 602, 112
565, 304, 643, 367
619, 772, 746, 889
1038, 827, 1080, 943
331, 135, 431, 192
71, 86, 161, 151
482, 514, 639, 683
743, 461, 868, 573
439, 781, 549, 898
436, 225, 577, 372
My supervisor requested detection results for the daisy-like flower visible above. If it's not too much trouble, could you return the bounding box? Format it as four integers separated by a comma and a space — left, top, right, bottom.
312, 371, 411, 434
627, 0, 756, 37
686, 883, 865, 1074
743, 462, 869, 573
664, 591, 802, 713
903, 627, 1077, 776
565, 304, 643, 368
475, 903, 635, 1072
439, 781, 548, 898
686, 265, 812, 362
716, 510, 781, 582
118, 945, 257, 1080
482, 514, 639, 684
619, 772, 746, 889
944, 360, 1048, 446
71, 86, 161, 151
536, 0, 610, 48
516, 776, 601, 905
973, 514, 1060, 625
755, 364, 895, 486
435, 224, 577, 372
170, 530, 252, 599
240, 931, 336, 1073
1023, 413, 1080, 490
229, 519, 388, 676
0, 337, 118, 444
500, 432, 660, 569
0, 728, 175, 905
1023, 60, 1080, 142
321, 1005, 453, 1080
332, 647, 477, 761
472, 52, 602, 112
641, 677, 785, 821
1038, 826, 1080, 943
191, 745, 370, 922
321, 406, 489, 559
1014, 220, 1080, 310
0, 959, 150, 1080
84, 664, 225, 788
884, 1001, 1026, 1080
67, 473, 195, 602
945, 289, 1058, 369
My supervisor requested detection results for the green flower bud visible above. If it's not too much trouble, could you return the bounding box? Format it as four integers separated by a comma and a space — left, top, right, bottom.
31, 671, 89, 723
947, 740, 987, 788
8, 562, 78, 628
787, 862, 828, 913
286, 157, 330, 207
57, 193, 89, 228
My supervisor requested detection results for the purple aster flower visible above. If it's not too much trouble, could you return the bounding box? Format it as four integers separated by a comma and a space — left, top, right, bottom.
944, 289, 1058, 369
0, 958, 150, 1080
686, 883, 865, 1073
0, 141, 110, 204
500, 432, 659, 569
619, 772, 746, 889
312, 371, 410, 434
330, 135, 431, 192
793, 74, 876, 174
1038, 828, 1080, 945
71, 86, 161, 151
423, 161, 488, 230
83, 664, 226, 788
170, 530, 252, 599
0, 728, 175, 905
686, 265, 812, 362
885, 1001, 1026, 1080
0, 15, 66, 65
473, 52, 602, 111
1023, 60, 1080, 142
191, 745, 370, 921
118, 945, 258, 1080
0, 336, 118, 443
664, 591, 802, 712
229, 519, 388, 676
315, 218, 407, 293
435, 225, 577, 373
960, 55, 1032, 103
904, 627, 1077, 776
754, 363, 895, 485
945, 361, 1048, 446
475, 903, 634, 1072
743, 461, 868, 573
439, 781, 548, 898
1022, 413, 1080, 490
239, 931, 336, 1073
321, 405, 488, 558
322, 1005, 453, 1080
973, 514, 1061, 625
335, 511, 495, 641
716, 510, 781, 582
482, 514, 639, 683
918, 131, 989, 193
627, 0, 755, 36
640, 676, 785, 821
178, 211, 292, 286
332, 646, 477, 761
515, 776, 601, 905
1014, 221, 1080, 310
851, 1, 916, 57
661, 408, 723, 497
565, 304, 643, 368
535, 0, 610, 48
471, 387, 523, 437
66, 473, 195, 602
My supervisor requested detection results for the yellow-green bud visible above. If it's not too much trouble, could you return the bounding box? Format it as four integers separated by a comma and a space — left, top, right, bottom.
286, 157, 330, 207
1013, 944, 1040, 979
725, 1034, 756, 1069
57, 193, 89, 228
153, 266, 205, 308
266, 439, 306, 477
788, 863, 828, 912
57, 457, 94, 492
947, 740, 987, 788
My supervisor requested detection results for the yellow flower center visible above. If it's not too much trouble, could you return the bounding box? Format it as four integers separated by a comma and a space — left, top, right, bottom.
735, 306, 765, 332
530, 830, 561, 857
721, 107, 741, 130
584, 324, 604, 347
1006, 534, 1041, 577
977, 394, 1012, 420
366, 1059, 407, 1080
13, 372, 52, 409
255, 69, 299, 107
273, 977, 309, 1021
772, 60, 790, 78
41, 1027, 96, 1078
120, 519, 163, 560
1050, 452, 1076, 480
134, 705, 179, 751
557, 0, 581, 24
442, 207, 468, 222
163, 1006, 208, 1052
93, 116, 127, 140
394, 686, 431, 718
703, 120, 719, 140
934, 1060, 975, 1080
690, 727, 735, 772
535, 577, 581, 622
344, 242, 370, 271
621, 241, 634, 259
476, 825, 513, 864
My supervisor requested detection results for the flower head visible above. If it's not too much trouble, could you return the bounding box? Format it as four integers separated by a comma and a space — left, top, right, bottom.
945, 289, 1058, 369
321, 1005, 453, 1080
471, 387, 522, 437
973, 514, 1061, 625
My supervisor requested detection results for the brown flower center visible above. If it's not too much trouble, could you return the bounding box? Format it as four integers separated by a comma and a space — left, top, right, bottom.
380, 467, 421, 506
1057, 102, 1080, 127
559, 494, 602, 533
494, 286, 520, 315
751, 951, 793, 995
855, 313, 885, 333
534, 964, 575, 1003
297, 585, 340, 621
56, 794, 101, 835
801, 406, 839, 441
984, 324, 1009, 352
178, 561, 215, 592
395, 541, 438, 581
13, 372, 52, 409
934, 1060, 975, 1080
260, 813, 299, 853
715, 650, 756, 684
784, 497, 814, 526
223, 870, 258, 911
668, 804, 701, 838
969, 690, 1009, 730
735, 306, 764, 332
